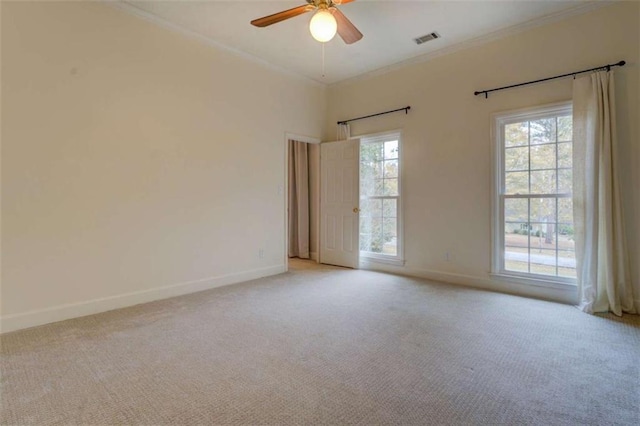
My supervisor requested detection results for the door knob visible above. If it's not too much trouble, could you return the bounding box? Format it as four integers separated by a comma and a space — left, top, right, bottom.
353, 207, 360, 213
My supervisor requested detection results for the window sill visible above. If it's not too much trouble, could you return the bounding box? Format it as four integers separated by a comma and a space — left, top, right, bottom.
491, 272, 577, 291
360, 254, 405, 267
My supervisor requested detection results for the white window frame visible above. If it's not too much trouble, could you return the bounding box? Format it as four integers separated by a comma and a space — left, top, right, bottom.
357, 130, 404, 266
491, 102, 576, 289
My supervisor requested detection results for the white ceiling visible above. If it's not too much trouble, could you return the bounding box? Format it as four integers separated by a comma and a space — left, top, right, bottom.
119, 1, 603, 85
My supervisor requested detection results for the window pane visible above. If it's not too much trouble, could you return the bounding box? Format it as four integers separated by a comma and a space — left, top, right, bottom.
558, 169, 572, 194
531, 226, 555, 244
530, 198, 556, 223
365, 161, 383, 180
558, 142, 572, 168
360, 162, 382, 196
558, 198, 573, 224
530, 118, 556, 145
505, 198, 528, 222
383, 198, 397, 218
504, 223, 531, 253
557, 116, 572, 142
359, 233, 371, 252
505, 222, 529, 273
359, 216, 373, 252
559, 266, 576, 278
384, 159, 398, 178
369, 217, 383, 253
529, 222, 554, 242
382, 218, 397, 255
530, 144, 556, 170
372, 179, 384, 196
505, 122, 528, 147
530, 248, 558, 276
530, 170, 556, 194
361, 142, 384, 162
505, 171, 529, 194
360, 215, 372, 233
383, 178, 398, 196
505, 222, 529, 236
558, 223, 574, 238
504, 251, 529, 272
558, 246, 576, 278
505, 147, 528, 171
361, 198, 382, 218
384, 140, 398, 159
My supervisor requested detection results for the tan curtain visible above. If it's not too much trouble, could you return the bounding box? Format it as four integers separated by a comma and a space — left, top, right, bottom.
288, 140, 310, 259
572, 71, 636, 316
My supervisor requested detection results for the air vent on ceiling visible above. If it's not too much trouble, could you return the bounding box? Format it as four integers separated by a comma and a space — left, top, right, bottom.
414, 32, 440, 45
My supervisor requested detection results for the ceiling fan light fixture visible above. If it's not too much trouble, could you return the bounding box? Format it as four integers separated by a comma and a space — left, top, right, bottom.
309, 9, 337, 42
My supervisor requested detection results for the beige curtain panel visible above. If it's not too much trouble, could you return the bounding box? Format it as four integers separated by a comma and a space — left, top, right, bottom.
572, 71, 635, 316
288, 140, 310, 259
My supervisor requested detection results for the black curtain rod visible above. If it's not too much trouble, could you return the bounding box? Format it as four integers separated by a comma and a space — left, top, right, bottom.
337, 106, 411, 125
474, 60, 626, 99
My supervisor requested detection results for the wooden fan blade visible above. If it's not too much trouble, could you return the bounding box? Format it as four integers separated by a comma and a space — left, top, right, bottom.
251, 4, 313, 28
333, 8, 363, 44
331, 0, 356, 5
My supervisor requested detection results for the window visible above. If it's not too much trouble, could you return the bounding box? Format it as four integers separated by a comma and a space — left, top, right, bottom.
493, 103, 576, 284
359, 132, 403, 264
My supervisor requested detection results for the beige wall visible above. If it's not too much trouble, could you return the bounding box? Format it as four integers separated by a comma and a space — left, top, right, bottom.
324, 2, 640, 306
1, 1, 324, 331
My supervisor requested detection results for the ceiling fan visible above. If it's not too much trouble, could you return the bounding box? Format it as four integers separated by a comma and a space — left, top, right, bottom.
251, 0, 363, 44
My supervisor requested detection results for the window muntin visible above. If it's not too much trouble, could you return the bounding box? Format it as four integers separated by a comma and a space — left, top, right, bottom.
495, 104, 576, 282
360, 134, 401, 260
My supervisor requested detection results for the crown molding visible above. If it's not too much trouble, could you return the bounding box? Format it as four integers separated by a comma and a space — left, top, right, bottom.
330, 0, 616, 88
106, 1, 326, 89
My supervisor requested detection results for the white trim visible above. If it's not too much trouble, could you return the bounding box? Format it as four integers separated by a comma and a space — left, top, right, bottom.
351, 128, 403, 141
360, 262, 578, 306
107, 1, 323, 88
310, 251, 319, 262
492, 102, 575, 125
491, 272, 576, 292
330, 1, 612, 88
360, 255, 405, 267
0, 265, 285, 334
285, 133, 321, 145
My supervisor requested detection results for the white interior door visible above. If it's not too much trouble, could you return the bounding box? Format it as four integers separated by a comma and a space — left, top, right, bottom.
320, 139, 360, 268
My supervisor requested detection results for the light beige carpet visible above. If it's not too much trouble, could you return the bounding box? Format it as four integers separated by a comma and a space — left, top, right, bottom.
1, 259, 639, 425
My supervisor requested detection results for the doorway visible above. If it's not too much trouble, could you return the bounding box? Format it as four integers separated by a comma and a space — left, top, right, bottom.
284, 133, 320, 271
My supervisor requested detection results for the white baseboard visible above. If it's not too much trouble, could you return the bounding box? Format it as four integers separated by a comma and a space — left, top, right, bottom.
0, 264, 285, 334
359, 261, 578, 305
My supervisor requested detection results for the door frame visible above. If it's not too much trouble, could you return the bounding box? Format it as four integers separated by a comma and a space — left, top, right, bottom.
284, 132, 321, 272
